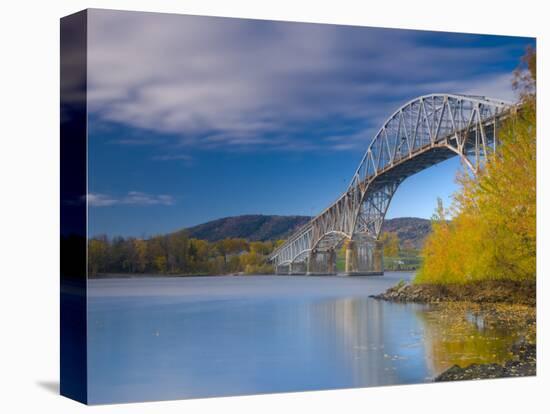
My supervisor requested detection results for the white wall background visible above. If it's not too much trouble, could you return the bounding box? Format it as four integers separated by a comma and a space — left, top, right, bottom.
0, 1, 547, 412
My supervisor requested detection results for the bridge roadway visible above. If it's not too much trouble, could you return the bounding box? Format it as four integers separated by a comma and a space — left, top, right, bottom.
268, 94, 513, 276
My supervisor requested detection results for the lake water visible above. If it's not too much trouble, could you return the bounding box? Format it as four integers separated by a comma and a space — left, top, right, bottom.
87, 273, 521, 404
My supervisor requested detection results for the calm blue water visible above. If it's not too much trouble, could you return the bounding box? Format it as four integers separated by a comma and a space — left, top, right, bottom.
87, 273, 440, 404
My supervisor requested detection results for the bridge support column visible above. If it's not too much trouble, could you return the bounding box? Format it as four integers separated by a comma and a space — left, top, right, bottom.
344, 240, 358, 274
289, 261, 306, 275
306, 249, 337, 276
343, 237, 384, 276
275, 264, 290, 275
328, 248, 336, 274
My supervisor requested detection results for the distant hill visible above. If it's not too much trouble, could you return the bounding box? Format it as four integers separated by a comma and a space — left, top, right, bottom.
183, 215, 311, 242
182, 214, 432, 249
381, 217, 432, 250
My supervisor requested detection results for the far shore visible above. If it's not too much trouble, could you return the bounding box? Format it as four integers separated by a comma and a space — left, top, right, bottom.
90, 270, 417, 279
90, 272, 268, 279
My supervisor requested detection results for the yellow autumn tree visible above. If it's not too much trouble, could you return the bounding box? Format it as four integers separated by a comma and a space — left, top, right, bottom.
416, 48, 536, 284
88, 238, 108, 275
380, 232, 400, 257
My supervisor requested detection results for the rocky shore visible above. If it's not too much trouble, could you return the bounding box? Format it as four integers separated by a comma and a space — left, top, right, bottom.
371, 279, 536, 382
371, 279, 535, 306
435, 342, 536, 381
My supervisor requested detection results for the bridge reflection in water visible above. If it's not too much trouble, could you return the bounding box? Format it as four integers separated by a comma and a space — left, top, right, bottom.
308, 298, 528, 386
87, 276, 528, 402
270, 94, 513, 276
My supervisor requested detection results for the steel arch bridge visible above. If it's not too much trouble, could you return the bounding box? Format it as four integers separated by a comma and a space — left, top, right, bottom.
268, 94, 513, 276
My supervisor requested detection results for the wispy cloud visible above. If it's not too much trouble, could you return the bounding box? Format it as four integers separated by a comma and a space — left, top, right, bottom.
87, 191, 175, 207
87, 193, 118, 207
87, 10, 530, 152
110, 138, 162, 146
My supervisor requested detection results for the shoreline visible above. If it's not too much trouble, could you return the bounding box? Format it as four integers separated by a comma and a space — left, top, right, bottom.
370, 279, 535, 306
90, 272, 254, 279
90, 271, 411, 279
371, 279, 536, 382
435, 341, 536, 381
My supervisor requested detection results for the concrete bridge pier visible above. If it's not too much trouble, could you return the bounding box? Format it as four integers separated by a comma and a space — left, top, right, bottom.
275, 264, 290, 275
343, 238, 384, 276
306, 249, 337, 276
289, 261, 307, 275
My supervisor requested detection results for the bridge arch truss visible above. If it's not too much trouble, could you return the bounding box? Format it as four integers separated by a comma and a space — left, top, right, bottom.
270, 94, 512, 273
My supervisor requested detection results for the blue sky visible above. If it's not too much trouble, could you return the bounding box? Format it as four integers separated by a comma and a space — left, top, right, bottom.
87, 9, 534, 238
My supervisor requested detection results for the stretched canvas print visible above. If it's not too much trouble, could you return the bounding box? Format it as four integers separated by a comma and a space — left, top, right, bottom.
60, 8, 537, 405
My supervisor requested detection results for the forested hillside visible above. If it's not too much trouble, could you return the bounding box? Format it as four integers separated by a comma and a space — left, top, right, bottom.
88, 215, 432, 277
184, 214, 431, 248
183, 215, 310, 242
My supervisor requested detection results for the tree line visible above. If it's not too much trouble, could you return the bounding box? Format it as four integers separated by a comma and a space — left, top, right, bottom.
416, 48, 536, 284
88, 231, 284, 276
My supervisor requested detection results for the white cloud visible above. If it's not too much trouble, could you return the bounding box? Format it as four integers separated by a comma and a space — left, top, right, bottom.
86, 193, 118, 207
87, 192, 175, 207
87, 9, 526, 152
